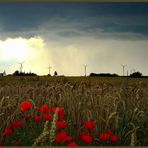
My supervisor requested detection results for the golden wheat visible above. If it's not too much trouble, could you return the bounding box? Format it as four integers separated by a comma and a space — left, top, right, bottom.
0, 76, 148, 145
49, 107, 59, 146
32, 121, 49, 146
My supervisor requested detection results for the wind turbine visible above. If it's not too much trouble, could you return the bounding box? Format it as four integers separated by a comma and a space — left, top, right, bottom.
83, 64, 87, 76
18, 61, 24, 73
47, 64, 52, 75
121, 64, 127, 76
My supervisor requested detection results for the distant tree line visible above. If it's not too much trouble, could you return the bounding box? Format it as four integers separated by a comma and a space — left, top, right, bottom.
90, 73, 119, 77
90, 71, 144, 78
129, 72, 142, 78
5, 70, 148, 78
13, 70, 37, 76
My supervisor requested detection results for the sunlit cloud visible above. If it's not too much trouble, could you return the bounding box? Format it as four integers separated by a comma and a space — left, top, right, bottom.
0, 36, 148, 76
0, 37, 50, 75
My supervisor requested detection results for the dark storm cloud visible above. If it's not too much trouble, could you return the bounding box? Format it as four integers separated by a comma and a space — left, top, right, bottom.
0, 3, 148, 40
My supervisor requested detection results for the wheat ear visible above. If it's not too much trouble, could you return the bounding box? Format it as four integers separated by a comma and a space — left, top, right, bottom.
106, 112, 118, 129
32, 121, 49, 146
49, 107, 59, 146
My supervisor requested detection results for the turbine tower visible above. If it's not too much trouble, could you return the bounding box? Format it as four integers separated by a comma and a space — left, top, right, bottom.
121, 64, 127, 76
18, 61, 24, 73
83, 64, 87, 76
48, 64, 52, 75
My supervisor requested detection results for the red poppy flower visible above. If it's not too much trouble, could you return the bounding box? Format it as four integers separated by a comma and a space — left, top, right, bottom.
98, 133, 110, 142
84, 121, 95, 133
33, 116, 42, 122
51, 107, 56, 113
59, 112, 65, 119
44, 113, 52, 121
81, 134, 93, 144
2, 128, 13, 136
56, 131, 67, 143
58, 107, 64, 114
111, 135, 119, 143
56, 121, 67, 129
78, 131, 87, 140
38, 105, 49, 113
51, 107, 63, 114
20, 100, 32, 111
106, 130, 113, 136
11, 121, 24, 128
67, 142, 79, 146
62, 136, 73, 143
51, 107, 65, 119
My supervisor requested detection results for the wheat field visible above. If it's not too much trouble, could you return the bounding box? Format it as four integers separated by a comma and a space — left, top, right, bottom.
0, 76, 148, 146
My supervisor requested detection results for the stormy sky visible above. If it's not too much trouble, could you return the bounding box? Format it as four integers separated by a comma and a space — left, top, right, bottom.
0, 2, 148, 76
